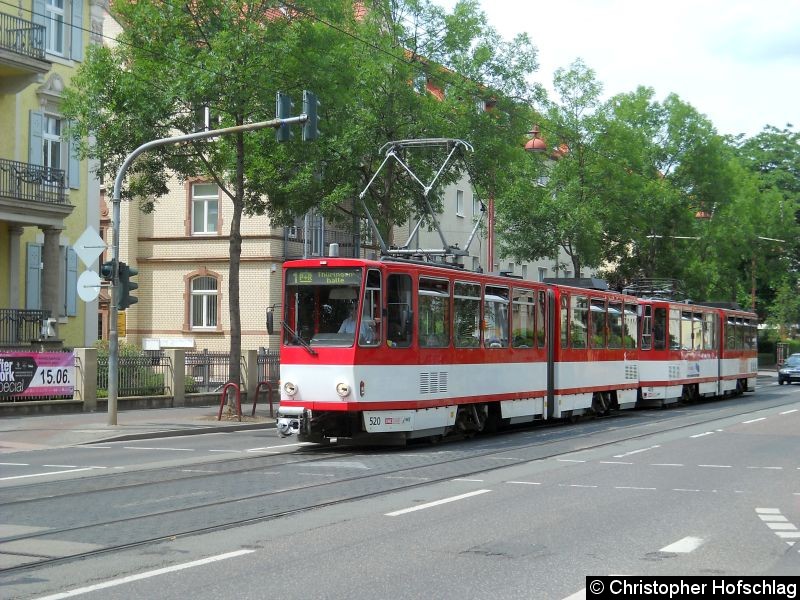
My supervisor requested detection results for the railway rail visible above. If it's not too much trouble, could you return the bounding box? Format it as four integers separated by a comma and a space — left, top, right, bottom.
1, 387, 792, 577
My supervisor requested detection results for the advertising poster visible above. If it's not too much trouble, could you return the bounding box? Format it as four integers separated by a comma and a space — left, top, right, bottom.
0, 352, 74, 399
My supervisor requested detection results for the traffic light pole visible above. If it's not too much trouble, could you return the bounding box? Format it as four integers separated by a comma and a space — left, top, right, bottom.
108, 115, 306, 425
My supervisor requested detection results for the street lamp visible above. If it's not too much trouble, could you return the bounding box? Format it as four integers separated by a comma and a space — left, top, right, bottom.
486, 124, 547, 273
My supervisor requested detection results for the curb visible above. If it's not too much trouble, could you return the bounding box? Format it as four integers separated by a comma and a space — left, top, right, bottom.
84, 421, 276, 444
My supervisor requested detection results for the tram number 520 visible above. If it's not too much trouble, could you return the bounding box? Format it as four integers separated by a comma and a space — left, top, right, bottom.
369, 416, 381, 426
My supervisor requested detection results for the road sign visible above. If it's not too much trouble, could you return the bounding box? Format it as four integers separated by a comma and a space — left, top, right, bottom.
74, 226, 107, 268
77, 270, 102, 302
117, 312, 126, 337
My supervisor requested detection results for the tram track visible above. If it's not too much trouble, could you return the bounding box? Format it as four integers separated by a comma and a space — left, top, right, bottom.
1, 389, 794, 577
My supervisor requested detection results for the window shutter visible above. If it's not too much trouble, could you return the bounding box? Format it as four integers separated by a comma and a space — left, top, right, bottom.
70, 0, 83, 61
66, 248, 78, 316
32, 0, 45, 28
29, 111, 43, 166
68, 121, 80, 189
26, 243, 43, 310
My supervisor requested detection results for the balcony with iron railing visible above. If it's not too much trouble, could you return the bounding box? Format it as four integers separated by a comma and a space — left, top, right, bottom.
0, 309, 51, 346
0, 13, 48, 74
0, 158, 68, 206
284, 221, 364, 259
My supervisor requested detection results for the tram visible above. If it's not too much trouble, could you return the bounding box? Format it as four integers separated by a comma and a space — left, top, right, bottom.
271, 139, 757, 444
270, 257, 758, 444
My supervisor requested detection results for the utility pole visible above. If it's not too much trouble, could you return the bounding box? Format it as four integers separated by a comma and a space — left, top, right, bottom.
107, 113, 308, 425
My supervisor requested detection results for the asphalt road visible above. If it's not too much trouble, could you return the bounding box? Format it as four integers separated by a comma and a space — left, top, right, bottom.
2, 379, 799, 600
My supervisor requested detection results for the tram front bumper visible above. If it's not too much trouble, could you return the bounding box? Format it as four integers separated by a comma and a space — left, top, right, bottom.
276, 406, 308, 437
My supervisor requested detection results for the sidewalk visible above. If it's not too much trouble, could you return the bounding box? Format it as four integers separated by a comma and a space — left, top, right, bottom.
0, 405, 276, 453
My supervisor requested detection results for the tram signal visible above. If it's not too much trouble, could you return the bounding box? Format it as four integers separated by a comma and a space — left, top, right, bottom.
275, 92, 294, 142
100, 260, 115, 282
117, 261, 138, 310
302, 90, 320, 141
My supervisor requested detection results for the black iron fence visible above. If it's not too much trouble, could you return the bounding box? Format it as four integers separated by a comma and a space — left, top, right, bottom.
0, 13, 45, 60
284, 224, 361, 259
97, 353, 170, 397
0, 159, 67, 205
258, 349, 280, 382
185, 350, 232, 393
0, 309, 50, 346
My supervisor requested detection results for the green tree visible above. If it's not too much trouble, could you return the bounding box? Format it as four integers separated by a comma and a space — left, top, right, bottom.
496, 59, 606, 275
767, 279, 800, 339
65, 0, 360, 388
64, 0, 540, 385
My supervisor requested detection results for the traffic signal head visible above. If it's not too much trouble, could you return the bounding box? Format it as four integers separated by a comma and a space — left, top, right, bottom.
276, 92, 294, 142
118, 261, 139, 310
100, 260, 115, 282
302, 90, 320, 142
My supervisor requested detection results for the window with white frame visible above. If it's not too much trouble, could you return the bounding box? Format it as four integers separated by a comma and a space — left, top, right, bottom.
473, 195, 480, 216
456, 189, 464, 217
522, 264, 528, 279
191, 276, 218, 328
191, 183, 219, 235
538, 267, 547, 282
43, 115, 62, 171
45, 0, 66, 55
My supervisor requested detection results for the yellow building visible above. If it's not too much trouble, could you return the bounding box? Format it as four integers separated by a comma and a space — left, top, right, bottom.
0, 0, 100, 349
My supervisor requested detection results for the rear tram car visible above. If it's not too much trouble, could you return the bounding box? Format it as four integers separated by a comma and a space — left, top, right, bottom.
636, 298, 757, 406
273, 257, 758, 444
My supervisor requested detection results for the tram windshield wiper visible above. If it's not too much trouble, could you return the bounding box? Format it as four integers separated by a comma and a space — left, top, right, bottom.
282, 321, 317, 355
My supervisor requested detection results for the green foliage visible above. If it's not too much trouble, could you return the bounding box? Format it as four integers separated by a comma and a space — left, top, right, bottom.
66, 0, 541, 380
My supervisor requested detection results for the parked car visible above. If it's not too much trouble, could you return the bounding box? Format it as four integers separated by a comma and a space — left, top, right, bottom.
778, 353, 800, 385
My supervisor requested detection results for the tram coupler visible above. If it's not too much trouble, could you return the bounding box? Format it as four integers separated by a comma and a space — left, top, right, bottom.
276, 406, 307, 438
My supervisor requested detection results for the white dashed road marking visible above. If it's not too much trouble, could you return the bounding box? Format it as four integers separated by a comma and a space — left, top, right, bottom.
31, 549, 255, 600
613, 445, 660, 458
385, 489, 492, 517
660, 536, 704, 553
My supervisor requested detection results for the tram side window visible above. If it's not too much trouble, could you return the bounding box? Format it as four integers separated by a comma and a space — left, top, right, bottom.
387, 274, 412, 348
484, 285, 509, 348
512, 288, 535, 348
680, 311, 693, 350
669, 309, 681, 350
454, 282, 481, 348
590, 299, 607, 349
691, 313, 702, 350
571, 295, 588, 349
640, 305, 652, 350
560, 294, 569, 349
608, 302, 623, 349
359, 269, 382, 347
726, 318, 735, 350
418, 277, 450, 348
744, 319, 756, 350
623, 303, 637, 349
653, 307, 667, 350
735, 318, 744, 349
702, 313, 715, 350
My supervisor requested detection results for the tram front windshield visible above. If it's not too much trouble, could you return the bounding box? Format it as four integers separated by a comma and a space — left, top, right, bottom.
283, 267, 363, 347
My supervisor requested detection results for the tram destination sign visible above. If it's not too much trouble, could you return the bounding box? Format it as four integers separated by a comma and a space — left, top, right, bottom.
287, 268, 361, 286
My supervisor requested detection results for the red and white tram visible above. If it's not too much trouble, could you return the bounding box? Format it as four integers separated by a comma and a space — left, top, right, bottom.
272, 257, 758, 444
636, 299, 758, 406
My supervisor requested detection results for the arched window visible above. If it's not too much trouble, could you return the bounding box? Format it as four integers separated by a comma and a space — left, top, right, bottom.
191, 276, 218, 328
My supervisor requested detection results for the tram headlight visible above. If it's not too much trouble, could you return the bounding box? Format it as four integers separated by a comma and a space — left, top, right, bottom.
336, 382, 351, 397
283, 381, 298, 396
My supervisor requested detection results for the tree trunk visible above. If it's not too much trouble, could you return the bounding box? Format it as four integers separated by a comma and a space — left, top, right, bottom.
227, 126, 244, 403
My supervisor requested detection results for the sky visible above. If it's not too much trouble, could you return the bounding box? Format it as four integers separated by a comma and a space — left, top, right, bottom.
436, 0, 800, 139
